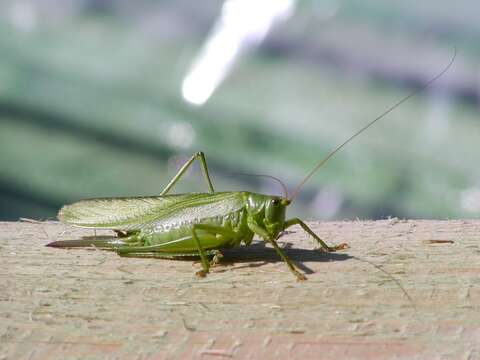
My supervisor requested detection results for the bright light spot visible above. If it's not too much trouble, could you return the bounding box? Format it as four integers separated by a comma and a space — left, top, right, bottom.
182, 0, 295, 106
460, 187, 480, 213
9, 2, 37, 33
167, 122, 196, 149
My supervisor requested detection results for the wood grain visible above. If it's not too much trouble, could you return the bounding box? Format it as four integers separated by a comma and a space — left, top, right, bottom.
1, 220, 479, 359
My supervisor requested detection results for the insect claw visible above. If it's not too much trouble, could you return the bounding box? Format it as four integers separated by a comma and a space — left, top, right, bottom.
295, 272, 307, 281
324, 243, 349, 252
195, 270, 208, 278
332, 243, 349, 251
209, 250, 224, 267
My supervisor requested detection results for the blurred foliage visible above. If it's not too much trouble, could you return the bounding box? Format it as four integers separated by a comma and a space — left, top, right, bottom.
0, 0, 479, 221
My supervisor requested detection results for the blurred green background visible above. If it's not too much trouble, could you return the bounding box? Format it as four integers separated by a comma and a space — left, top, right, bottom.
0, 0, 479, 221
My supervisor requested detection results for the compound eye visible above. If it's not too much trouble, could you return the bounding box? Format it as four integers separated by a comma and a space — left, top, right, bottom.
271, 199, 279, 206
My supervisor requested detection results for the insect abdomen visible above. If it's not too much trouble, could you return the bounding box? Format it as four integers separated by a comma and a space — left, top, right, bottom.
141, 208, 249, 252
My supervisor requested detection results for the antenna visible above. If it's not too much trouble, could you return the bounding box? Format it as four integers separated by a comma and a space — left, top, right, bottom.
289, 48, 456, 201
227, 173, 289, 198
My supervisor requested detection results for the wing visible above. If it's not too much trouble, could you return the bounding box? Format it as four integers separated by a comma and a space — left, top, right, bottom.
58, 192, 247, 231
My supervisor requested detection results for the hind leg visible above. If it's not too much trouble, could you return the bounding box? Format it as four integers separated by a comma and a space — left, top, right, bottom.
160, 152, 214, 195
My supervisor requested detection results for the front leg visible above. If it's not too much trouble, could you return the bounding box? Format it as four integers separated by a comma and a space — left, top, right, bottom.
284, 218, 348, 252
266, 238, 307, 281
248, 219, 306, 281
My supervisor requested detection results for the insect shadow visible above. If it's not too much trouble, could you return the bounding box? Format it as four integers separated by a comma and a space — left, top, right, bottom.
69, 235, 351, 275
220, 241, 351, 275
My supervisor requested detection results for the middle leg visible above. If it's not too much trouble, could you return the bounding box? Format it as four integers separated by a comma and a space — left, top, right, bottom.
191, 224, 236, 277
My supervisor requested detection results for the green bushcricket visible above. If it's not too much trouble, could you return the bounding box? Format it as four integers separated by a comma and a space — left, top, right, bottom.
47, 53, 455, 280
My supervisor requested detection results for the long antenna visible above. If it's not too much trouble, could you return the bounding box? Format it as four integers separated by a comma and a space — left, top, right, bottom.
289, 48, 457, 201
226, 172, 289, 199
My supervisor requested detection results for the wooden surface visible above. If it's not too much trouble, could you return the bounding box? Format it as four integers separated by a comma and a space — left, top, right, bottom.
1, 220, 479, 359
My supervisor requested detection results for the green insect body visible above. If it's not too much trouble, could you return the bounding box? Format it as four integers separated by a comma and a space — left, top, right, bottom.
51, 153, 345, 281
49, 53, 455, 280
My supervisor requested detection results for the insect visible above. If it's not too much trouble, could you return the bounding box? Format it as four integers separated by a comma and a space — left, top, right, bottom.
47, 52, 455, 280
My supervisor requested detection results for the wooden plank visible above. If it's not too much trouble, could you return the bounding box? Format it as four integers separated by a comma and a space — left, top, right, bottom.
1, 220, 479, 359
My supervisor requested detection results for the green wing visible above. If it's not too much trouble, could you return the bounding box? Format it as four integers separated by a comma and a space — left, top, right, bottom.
58, 192, 247, 231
